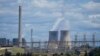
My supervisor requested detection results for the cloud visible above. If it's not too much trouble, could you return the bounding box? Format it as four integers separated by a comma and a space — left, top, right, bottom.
31, 0, 63, 12
22, 9, 62, 19
0, 0, 100, 41
82, 20, 100, 28
72, 19, 100, 31
25, 24, 51, 30
32, 0, 56, 8
82, 1, 100, 10
0, 2, 18, 16
93, 0, 100, 3
65, 12, 85, 20
18, 0, 23, 5
89, 14, 100, 18
0, 9, 18, 15
0, 0, 13, 2
88, 14, 100, 24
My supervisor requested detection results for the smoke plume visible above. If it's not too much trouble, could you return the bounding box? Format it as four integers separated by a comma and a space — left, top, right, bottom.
51, 17, 70, 31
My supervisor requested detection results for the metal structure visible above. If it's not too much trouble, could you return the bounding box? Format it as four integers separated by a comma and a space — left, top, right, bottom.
92, 33, 96, 48
0, 33, 99, 53
24, 41, 100, 53
23, 33, 100, 53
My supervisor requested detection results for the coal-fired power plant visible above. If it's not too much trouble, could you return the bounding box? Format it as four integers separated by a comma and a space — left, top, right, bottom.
48, 31, 58, 50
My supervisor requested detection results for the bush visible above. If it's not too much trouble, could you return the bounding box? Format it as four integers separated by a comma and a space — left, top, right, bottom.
89, 47, 100, 56
65, 50, 79, 56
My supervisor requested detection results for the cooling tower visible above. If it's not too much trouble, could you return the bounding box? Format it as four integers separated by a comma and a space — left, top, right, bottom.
48, 31, 58, 50
59, 30, 71, 49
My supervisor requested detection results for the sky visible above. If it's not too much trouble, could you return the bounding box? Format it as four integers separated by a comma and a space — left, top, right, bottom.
0, 0, 100, 41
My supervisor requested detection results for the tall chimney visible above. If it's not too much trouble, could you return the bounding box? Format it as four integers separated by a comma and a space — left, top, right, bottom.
18, 5, 22, 47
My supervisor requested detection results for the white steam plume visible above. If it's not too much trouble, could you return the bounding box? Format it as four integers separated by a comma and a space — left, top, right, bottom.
51, 17, 64, 31
51, 17, 70, 31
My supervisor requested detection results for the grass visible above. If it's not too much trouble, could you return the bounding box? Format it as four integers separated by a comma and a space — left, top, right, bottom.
10, 47, 25, 55
0, 47, 24, 55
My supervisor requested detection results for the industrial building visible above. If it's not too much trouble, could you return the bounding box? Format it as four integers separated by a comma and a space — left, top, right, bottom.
0, 38, 8, 46
13, 38, 26, 47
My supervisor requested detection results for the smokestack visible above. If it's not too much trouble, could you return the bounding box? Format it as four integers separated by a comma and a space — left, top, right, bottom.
18, 5, 22, 47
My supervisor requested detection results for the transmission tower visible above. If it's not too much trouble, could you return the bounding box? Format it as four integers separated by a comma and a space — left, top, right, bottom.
92, 33, 96, 48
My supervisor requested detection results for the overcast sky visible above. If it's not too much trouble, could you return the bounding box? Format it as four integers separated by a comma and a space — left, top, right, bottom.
0, 0, 100, 41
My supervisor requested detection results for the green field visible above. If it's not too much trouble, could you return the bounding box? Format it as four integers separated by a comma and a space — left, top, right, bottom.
0, 47, 24, 55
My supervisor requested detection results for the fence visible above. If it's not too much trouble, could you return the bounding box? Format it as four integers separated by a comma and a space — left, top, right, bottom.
24, 40, 100, 53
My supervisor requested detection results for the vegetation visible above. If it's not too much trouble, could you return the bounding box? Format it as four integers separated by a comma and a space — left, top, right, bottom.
0, 48, 5, 55
1, 47, 100, 56
89, 47, 100, 56
0, 47, 24, 55
10, 47, 24, 55
65, 50, 79, 56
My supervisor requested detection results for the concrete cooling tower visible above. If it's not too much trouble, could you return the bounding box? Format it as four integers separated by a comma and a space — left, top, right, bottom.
48, 31, 58, 50
59, 30, 71, 49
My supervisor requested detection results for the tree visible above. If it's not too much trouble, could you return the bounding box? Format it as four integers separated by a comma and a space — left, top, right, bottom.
89, 47, 100, 56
